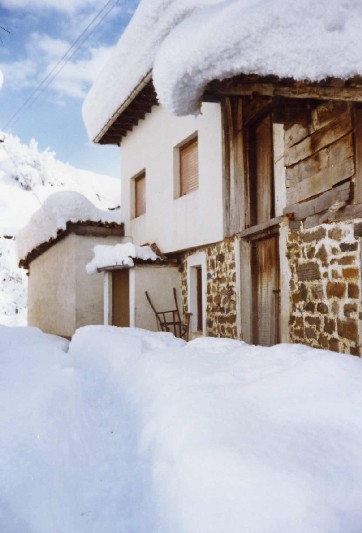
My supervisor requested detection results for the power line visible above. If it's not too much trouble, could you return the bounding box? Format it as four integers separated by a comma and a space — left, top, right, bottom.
4, 0, 119, 130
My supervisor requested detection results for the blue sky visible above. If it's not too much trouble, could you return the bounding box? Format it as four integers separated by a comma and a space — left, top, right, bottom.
0, 0, 139, 178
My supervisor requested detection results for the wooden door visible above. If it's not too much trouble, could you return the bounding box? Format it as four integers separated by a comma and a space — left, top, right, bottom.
252, 234, 280, 346
112, 269, 130, 327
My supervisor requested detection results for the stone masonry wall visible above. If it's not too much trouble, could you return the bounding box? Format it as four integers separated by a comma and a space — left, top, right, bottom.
179, 238, 237, 338
288, 220, 361, 355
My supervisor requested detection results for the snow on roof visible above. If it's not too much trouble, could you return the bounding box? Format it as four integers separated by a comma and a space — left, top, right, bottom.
82, 0, 221, 142
86, 242, 159, 274
16, 191, 121, 263
83, 0, 362, 139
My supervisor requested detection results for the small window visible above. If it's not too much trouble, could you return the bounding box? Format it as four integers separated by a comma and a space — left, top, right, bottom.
134, 172, 146, 218
179, 136, 199, 196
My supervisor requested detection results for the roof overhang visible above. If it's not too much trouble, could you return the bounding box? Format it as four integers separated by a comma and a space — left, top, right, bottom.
95, 71, 158, 146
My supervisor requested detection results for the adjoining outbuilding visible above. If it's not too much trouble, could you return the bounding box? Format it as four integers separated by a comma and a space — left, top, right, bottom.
17, 191, 123, 338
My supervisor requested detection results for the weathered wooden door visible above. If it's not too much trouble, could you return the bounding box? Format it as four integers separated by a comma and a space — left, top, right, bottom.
252, 234, 280, 346
112, 269, 130, 327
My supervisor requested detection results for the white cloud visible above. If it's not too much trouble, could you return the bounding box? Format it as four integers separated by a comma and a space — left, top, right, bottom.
0, 31, 114, 100
0, 0, 99, 14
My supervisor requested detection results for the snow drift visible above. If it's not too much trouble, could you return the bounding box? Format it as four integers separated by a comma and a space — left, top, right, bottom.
1, 325, 362, 532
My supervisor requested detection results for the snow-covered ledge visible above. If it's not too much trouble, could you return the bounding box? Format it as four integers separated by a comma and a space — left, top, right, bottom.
86, 242, 159, 274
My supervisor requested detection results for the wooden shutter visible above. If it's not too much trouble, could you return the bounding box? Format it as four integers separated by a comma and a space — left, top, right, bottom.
135, 172, 146, 217
180, 137, 199, 196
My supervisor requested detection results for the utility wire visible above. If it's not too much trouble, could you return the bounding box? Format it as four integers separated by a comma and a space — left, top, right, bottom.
4, 0, 119, 130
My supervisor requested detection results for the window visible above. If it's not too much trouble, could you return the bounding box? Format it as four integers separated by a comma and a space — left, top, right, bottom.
179, 135, 199, 196
248, 111, 274, 226
134, 171, 146, 218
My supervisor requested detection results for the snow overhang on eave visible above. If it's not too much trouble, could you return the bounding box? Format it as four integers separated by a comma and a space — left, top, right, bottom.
94, 72, 158, 146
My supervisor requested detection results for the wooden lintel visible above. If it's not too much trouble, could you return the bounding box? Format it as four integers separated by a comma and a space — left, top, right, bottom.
205, 80, 362, 103
238, 216, 283, 240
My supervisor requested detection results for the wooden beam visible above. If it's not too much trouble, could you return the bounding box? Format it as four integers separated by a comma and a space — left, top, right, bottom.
205, 79, 362, 103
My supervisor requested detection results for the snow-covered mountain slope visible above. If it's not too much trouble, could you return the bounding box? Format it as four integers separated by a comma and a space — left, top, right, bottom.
0, 133, 121, 326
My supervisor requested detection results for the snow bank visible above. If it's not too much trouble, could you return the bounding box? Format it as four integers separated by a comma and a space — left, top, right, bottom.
1, 325, 362, 531
82, 0, 221, 141
69, 328, 362, 533
84, 0, 362, 138
16, 191, 121, 263
86, 242, 159, 273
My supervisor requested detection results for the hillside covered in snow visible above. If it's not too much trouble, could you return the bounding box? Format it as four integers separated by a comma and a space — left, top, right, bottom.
0, 133, 120, 326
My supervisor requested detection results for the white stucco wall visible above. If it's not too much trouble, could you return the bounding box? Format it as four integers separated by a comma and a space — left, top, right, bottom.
75, 234, 120, 329
131, 264, 181, 331
28, 234, 76, 338
28, 233, 121, 337
121, 102, 224, 253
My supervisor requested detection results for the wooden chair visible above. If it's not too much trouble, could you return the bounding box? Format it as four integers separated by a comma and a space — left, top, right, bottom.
145, 288, 191, 341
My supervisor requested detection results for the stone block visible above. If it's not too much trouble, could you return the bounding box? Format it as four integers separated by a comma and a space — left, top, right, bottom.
318, 333, 329, 349
326, 282, 346, 298
305, 302, 315, 313
305, 327, 317, 340
311, 284, 324, 299
344, 303, 357, 318
348, 283, 360, 299
333, 255, 355, 266
302, 228, 326, 243
342, 268, 359, 280
328, 227, 343, 241
337, 318, 358, 342
324, 317, 335, 334
340, 242, 358, 252
317, 302, 328, 314
305, 316, 321, 328
297, 262, 321, 281
328, 338, 340, 352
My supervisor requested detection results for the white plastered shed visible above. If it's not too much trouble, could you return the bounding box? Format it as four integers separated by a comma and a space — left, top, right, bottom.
17, 192, 123, 338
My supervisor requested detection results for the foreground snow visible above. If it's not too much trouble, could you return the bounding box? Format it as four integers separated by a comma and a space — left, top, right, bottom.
1, 326, 362, 532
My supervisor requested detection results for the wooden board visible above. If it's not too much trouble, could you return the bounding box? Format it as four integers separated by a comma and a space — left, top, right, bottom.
284, 181, 351, 220
221, 97, 246, 235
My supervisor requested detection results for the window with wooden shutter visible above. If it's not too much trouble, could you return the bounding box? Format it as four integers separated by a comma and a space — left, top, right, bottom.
180, 136, 199, 196
134, 172, 146, 217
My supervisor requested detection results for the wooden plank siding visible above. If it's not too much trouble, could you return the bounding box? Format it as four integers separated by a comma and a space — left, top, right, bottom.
284, 101, 355, 208
221, 96, 246, 236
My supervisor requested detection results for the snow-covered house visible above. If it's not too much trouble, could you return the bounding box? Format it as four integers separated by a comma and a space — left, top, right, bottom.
83, 0, 362, 355
17, 192, 123, 338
